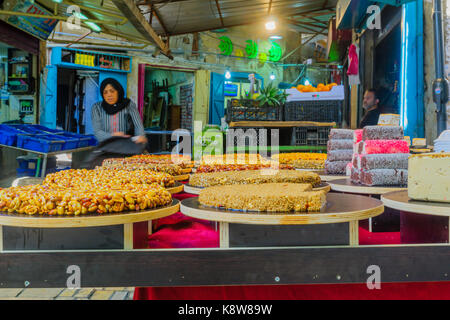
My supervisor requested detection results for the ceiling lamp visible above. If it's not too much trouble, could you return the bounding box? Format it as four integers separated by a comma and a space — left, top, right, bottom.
269, 35, 283, 40
225, 69, 231, 79
265, 20, 276, 31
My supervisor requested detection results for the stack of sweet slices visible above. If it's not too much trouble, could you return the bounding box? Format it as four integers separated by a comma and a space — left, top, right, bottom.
351, 126, 409, 186
325, 129, 354, 175
350, 129, 363, 181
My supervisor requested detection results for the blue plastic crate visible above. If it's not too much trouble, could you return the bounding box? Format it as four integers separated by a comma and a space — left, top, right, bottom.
17, 157, 39, 170
44, 134, 79, 150
0, 129, 20, 146
56, 132, 91, 148
16, 168, 38, 178
17, 134, 64, 153
0, 125, 28, 146
30, 125, 64, 135
11, 124, 44, 134
85, 134, 98, 146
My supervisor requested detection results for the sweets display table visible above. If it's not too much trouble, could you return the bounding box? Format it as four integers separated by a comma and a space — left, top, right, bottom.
381, 191, 450, 244
329, 178, 406, 233
183, 182, 331, 195
0, 200, 180, 251
1, 190, 450, 298
180, 193, 384, 248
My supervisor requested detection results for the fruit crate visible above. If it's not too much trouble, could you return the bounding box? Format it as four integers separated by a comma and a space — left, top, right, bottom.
226, 100, 283, 122
284, 100, 342, 123
291, 126, 332, 146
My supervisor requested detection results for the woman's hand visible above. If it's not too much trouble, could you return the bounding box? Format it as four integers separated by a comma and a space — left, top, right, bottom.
135, 135, 148, 145
112, 132, 131, 137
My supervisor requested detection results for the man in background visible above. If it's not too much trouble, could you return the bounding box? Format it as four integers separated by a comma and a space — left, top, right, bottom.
359, 88, 382, 128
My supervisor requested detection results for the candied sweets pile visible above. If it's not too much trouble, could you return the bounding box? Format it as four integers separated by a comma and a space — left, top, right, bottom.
199, 154, 268, 165
324, 129, 354, 175
271, 153, 327, 165
196, 163, 294, 173
44, 168, 175, 188
0, 183, 172, 216
130, 154, 193, 168
199, 183, 326, 212
102, 158, 183, 176
351, 126, 409, 186
190, 170, 321, 188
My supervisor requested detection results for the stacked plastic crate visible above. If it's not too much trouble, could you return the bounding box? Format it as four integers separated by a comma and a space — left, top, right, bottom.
0, 124, 97, 152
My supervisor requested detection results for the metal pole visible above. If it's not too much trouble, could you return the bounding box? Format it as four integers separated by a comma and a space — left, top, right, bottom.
432, 0, 449, 135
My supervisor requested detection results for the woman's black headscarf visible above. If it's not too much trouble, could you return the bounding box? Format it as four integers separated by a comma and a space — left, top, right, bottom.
100, 78, 130, 115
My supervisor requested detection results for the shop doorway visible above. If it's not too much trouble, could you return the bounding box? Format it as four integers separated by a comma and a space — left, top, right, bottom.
209, 72, 263, 126
56, 68, 99, 134
374, 23, 401, 114
142, 66, 195, 132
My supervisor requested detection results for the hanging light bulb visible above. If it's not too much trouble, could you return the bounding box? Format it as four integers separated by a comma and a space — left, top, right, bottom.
270, 73, 276, 81
225, 69, 231, 79
265, 20, 276, 31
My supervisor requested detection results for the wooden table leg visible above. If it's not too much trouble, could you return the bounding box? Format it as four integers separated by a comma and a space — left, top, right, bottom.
148, 221, 152, 236
123, 223, 133, 250
220, 222, 229, 248
349, 220, 359, 246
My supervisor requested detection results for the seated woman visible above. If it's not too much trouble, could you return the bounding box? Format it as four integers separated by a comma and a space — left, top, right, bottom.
91, 77, 147, 145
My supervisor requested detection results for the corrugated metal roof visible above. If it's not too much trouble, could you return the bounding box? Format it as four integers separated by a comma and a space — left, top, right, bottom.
37, 0, 153, 43
136, 0, 337, 36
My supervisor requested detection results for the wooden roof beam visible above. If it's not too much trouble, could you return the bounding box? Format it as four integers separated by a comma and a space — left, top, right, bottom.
111, 0, 172, 58
215, 0, 225, 27
151, 5, 170, 35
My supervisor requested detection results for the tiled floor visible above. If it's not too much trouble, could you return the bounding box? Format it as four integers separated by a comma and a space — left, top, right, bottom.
0, 288, 135, 300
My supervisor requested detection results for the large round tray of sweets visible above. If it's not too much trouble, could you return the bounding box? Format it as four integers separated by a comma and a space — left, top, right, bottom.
183, 182, 331, 195
329, 178, 407, 195
180, 194, 383, 225
0, 200, 180, 228
166, 182, 184, 194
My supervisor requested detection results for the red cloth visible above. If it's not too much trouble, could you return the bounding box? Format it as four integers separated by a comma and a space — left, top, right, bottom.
347, 44, 359, 75
133, 192, 449, 300
134, 282, 450, 300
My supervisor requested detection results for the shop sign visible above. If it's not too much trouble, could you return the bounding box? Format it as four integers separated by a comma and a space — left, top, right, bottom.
245, 40, 258, 59
218, 37, 282, 62
6, 0, 58, 40
224, 83, 238, 96
218, 36, 233, 55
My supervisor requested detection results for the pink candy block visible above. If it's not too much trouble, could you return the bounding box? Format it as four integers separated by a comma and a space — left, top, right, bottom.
329, 129, 354, 140
352, 154, 361, 169
362, 126, 404, 140
350, 168, 361, 184
324, 160, 348, 175
327, 149, 353, 161
327, 139, 353, 151
354, 129, 363, 143
360, 169, 408, 186
354, 141, 364, 154
346, 163, 353, 176
360, 153, 409, 170
361, 140, 409, 154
